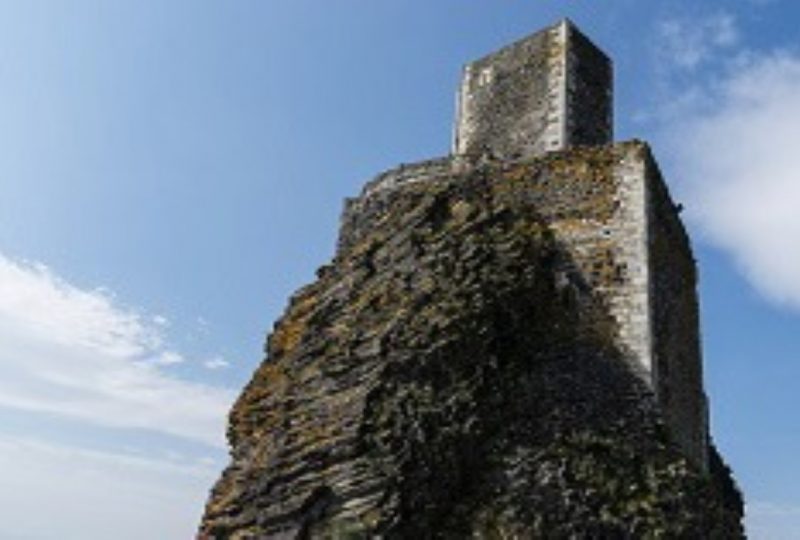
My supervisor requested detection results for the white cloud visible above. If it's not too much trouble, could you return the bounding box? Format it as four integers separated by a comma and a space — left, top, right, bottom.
0, 253, 235, 447
0, 434, 219, 540
204, 356, 231, 370
663, 52, 800, 309
658, 13, 738, 70
153, 350, 186, 366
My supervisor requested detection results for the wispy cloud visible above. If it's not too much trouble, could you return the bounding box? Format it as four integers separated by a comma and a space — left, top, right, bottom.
653, 14, 800, 311
152, 350, 186, 366
0, 252, 235, 447
204, 356, 231, 370
0, 434, 217, 540
663, 52, 800, 310
657, 13, 738, 71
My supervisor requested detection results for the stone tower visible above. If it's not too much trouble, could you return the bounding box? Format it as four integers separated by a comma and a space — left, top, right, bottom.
453, 20, 708, 469
454, 19, 613, 159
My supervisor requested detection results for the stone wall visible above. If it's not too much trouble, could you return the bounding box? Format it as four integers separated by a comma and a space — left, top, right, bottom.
453, 22, 565, 158
339, 142, 708, 470
645, 155, 709, 469
476, 142, 653, 378
342, 143, 651, 379
453, 19, 612, 160
338, 156, 455, 252
564, 23, 613, 147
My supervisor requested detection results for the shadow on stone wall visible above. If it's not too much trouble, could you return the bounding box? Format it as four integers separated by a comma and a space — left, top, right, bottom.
199, 157, 743, 539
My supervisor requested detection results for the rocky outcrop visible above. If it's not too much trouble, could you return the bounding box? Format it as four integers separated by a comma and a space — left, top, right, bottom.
198, 147, 743, 538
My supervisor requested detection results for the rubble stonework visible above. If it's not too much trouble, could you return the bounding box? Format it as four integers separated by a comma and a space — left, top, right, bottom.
198, 20, 742, 538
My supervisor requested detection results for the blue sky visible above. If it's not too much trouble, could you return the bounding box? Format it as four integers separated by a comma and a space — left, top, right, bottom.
0, 1, 799, 538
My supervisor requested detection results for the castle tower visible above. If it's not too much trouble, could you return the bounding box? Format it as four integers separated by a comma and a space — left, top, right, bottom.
343, 20, 708, 471
453, 21, 707, 470
454, 19, 613, 159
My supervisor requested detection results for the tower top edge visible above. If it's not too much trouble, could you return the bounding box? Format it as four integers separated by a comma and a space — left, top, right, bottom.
460, 18, 610, 70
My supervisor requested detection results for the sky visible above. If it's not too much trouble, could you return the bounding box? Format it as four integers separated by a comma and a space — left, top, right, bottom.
0, 1, 798, 538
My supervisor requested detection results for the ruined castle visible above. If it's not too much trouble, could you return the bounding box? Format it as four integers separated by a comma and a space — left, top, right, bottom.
349, 19, 708, 470
200, 20, 740, 538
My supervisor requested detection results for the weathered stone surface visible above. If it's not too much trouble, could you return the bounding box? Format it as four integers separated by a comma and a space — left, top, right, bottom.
198, 145, 743, 539
454, 19, 612, 160
347, 142, 709, 470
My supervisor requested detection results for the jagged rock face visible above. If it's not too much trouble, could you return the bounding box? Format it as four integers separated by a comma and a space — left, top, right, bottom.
199, 149, 743, 538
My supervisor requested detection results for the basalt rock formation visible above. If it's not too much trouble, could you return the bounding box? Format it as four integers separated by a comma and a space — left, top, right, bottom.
198, 145, 743, 538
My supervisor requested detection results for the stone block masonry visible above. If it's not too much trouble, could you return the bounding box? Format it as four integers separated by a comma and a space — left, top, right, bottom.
454, 19, 612, 160
535, 143, 708, 469
645, 152, 709, 469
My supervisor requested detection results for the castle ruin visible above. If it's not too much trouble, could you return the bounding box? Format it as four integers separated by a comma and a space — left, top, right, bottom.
459, 19, 708, 469
345, 19, 709, 470
200, 20, 744, 538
